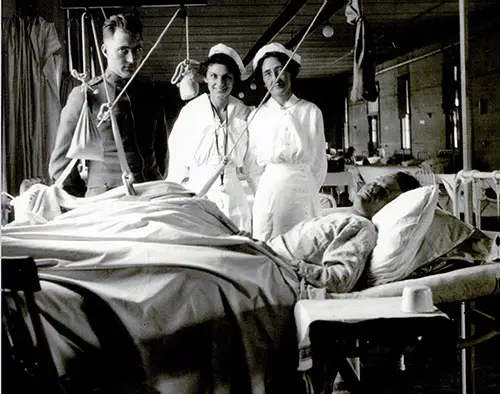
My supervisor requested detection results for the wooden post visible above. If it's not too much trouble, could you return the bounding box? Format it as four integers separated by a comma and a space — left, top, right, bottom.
459, 0, 472, 170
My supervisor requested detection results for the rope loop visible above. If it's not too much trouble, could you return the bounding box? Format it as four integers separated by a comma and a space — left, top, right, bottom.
170, 58, 200, 85
97, 102, 112, 122
71, 69, 98, 94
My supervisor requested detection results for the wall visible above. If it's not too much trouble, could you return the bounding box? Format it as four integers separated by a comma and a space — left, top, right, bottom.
469, 31, 500, 170
348, 44, 448, 160
295, 76, 347, 150
348, 26, 500, 171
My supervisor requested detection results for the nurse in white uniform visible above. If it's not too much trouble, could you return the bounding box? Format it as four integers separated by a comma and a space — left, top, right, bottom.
167, 44, 252, 232
245, 43, 327, 241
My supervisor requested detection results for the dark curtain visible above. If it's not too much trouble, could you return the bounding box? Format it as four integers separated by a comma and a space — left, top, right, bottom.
2, 16, 63, 194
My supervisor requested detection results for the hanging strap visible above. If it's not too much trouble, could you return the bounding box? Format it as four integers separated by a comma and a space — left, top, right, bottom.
197, 0, 330, 197
56, 10, 94, 188
171, 7, 194, 85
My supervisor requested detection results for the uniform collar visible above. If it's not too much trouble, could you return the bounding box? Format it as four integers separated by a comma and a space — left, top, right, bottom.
269, 94, 300, 110
104, 70, 130, 87
202, 93, 237, 120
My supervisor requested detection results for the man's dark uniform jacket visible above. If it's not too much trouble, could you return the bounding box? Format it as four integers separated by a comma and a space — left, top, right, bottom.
49, 70, 168, 197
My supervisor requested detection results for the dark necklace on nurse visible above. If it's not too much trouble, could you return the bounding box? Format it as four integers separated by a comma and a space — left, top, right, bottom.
211, 103, 229, 186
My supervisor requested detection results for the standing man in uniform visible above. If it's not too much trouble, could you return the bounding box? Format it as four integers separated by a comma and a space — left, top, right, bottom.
49, 13, 167, 197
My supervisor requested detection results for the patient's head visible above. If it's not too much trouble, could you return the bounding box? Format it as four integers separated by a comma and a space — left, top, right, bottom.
353, 172, 421, 218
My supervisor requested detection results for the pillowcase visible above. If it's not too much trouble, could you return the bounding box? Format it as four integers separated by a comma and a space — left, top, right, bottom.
365, 185, 439, 286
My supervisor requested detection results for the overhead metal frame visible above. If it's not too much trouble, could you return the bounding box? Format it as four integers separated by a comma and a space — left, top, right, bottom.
60, 0, 206, 9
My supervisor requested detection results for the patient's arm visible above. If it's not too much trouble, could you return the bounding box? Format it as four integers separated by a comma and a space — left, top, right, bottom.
267, 212, 377, 294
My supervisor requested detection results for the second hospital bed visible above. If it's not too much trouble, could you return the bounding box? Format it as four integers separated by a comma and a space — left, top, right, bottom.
294, 169, 500, 394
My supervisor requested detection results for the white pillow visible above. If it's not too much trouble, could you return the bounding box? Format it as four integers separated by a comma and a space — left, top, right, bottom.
366, 185, 439, 286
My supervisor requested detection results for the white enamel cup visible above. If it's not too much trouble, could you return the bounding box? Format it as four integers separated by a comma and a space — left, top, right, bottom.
401, 285, 435, 313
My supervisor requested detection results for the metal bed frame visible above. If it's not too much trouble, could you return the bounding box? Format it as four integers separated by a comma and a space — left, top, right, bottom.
453, 169, 500, 394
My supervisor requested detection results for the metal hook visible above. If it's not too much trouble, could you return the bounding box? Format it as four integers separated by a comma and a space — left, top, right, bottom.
122, 172, 137, 196
97, 102, 112, 122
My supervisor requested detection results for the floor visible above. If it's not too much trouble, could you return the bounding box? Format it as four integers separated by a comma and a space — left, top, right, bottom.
355, 299, 500, 394
306, 297, 500, 394
358, 336, 500, 393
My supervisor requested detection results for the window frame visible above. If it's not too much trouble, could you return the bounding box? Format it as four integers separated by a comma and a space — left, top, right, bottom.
398, 74, 412, 151
366, 82, 380, 155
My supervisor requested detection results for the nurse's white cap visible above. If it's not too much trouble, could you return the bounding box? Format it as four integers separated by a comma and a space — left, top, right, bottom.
252, 42, 302, 72
208, 43, 250, 81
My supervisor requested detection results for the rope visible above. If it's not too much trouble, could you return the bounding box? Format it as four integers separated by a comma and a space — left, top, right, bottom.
66, 10, 74, 71
170, 8, 195, 86
171, 10, 196, 87
70, 69, 97, 93
89, 15, 111, 108
55, 10, 94, 188
81, 12, 88, 75
185, 7, 190, 60
1, 191, 15, 200
196, 0, 329, 197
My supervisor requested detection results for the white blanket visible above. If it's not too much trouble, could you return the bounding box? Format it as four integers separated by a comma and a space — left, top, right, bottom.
3, 181, 301, 393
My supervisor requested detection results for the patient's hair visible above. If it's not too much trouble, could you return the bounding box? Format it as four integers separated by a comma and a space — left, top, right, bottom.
394, 172, 421, 192
103, 13, 143, 41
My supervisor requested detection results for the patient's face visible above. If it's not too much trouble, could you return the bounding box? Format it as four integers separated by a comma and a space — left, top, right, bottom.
353, 175, 403, 218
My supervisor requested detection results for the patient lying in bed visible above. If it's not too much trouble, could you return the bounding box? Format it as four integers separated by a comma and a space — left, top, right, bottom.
267, 171, 424, 296
269, 171, 496, 302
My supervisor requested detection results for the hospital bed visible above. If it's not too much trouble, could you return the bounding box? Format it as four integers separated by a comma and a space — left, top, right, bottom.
296, 169, 500, 393
2, 171, 500, 393
1, 181, 301, 394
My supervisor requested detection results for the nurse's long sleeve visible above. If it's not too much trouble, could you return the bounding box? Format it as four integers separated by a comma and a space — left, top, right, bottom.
310, 106, 327, 190
166, 108, 190, 184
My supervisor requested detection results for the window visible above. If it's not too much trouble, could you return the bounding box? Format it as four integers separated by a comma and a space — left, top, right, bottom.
366, 82, 380, 156
397, 74, 411, 150
442, 62, 460, 150
368, 116, 379, 147
344, 93, 349, 149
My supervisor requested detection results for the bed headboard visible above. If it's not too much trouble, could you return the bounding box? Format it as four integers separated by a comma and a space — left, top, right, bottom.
453, 170, 500, 228
453, 170, 500, 259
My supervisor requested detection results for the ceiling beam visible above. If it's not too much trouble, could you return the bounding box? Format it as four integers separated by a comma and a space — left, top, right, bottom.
242, 0, 309, 66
